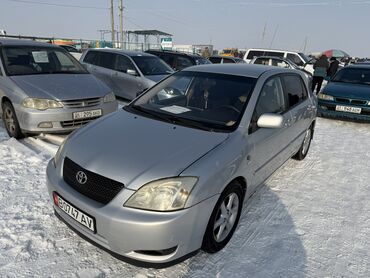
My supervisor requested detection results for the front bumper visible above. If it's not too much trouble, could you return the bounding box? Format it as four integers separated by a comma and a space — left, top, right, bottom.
14, 101, 118, 133
318, 100, 370, 122
46, 160, 218, 267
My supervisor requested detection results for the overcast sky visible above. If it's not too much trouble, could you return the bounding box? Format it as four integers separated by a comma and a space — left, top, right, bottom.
0, 0, 369, 57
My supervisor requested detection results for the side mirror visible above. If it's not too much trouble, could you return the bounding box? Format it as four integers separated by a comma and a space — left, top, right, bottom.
127, 69, 138, 76
257, 113, 284, 129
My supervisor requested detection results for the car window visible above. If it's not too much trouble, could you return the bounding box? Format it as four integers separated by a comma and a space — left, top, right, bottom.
223, 58, 235, 64
129, 71, 257, 132
247, 50, 264, 60
254, 58, 270, 65
266, 51, 284, 58
83, 51, 98, 65
115, 54, 136, 73
96, 52, 116, 70
160, 53, 176, 69
249, 76, 286, 133
271, 59, 289, 68
195, 57, 212, 65
176, 56, 193, 70
287, 53, 304, 66
2, 46, 87, 76
281, 74, 308, 108
332, 68, 370, 85
209, 57, 222, 63
131, 56, 172, 76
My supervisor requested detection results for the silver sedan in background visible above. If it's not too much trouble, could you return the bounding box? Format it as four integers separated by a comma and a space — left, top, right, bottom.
0, 39, 118, 138
46, 64, 316, 267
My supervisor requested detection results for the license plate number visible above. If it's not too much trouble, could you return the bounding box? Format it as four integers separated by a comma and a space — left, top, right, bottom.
73, 109, 102, 120
55, 193, 96, 232
335, 105, 361, 114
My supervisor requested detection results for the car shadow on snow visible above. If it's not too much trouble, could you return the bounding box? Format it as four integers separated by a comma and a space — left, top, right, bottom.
161, 183, 308, 278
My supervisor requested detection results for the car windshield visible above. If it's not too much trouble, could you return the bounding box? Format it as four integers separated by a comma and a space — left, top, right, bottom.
195, 57, 212, 65
131, 56, 173, 76
2, 46, 87, 76
298, 52, 310, 63
332, 68, 370, 85
126, 71, 256, 132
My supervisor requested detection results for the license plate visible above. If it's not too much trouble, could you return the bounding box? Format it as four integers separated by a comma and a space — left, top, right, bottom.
73, 109, 102, 120
335, 105, 361, 114
54, 193, 96, 233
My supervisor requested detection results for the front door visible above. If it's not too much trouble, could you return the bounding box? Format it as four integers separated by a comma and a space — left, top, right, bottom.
245, 75, 292, 192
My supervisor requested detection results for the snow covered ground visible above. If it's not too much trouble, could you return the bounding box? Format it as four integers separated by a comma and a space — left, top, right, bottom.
0, 117, 369, 277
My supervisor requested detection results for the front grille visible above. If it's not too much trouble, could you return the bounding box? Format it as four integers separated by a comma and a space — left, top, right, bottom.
61, 116, 100, 128
63, 157, 125, 204
335, 97, 367, 106
62, 97, 102, 109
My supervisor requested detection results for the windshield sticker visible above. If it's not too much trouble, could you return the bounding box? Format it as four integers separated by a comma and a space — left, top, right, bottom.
160, 105, 191, 114
32, 51, 49, 63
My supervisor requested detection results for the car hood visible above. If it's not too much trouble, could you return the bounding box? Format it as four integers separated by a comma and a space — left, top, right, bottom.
10, 74, 110, 100
144, 74, 168, 83
65, 109, 229, 190
324, 82, 370, 99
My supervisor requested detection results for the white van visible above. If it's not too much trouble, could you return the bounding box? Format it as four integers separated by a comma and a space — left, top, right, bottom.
244, 48, 314, 73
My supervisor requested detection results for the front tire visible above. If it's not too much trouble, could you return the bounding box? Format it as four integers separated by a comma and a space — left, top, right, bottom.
202, 181, 244, 253
293, 125, 313, 161
2, 101, 24, 139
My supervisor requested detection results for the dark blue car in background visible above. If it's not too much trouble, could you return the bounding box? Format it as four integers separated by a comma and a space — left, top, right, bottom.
318, 65, 370, 121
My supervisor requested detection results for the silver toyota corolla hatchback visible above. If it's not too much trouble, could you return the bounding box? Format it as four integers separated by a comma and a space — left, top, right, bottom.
46, 64, 317, 267
0, 39, 118, 138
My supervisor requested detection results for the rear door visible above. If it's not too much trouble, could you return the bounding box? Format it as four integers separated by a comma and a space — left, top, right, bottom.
246, 75, 292, 191
83, 51, 117, 92
280, 74, 313, 155
111, 54, 142, 100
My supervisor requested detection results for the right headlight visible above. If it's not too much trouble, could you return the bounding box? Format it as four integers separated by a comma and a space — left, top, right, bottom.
22, 98, 63, 110
124, 177, 198, 212
317, 93, 334, 101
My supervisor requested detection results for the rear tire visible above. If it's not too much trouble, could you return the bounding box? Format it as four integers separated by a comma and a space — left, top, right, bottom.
2, 101, 24, 139
293, 125, 313, 161
202, 181, 244, 253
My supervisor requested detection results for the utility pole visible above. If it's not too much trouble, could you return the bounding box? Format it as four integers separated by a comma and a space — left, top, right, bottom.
261, 22, 267, 48
269, 24, 279, 49
118, 0, 124, 49
303, 36, 308, 54
110, 0, 115, 45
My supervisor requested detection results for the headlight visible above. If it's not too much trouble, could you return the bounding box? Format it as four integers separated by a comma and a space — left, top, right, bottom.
103, 92, 116, 103
317, 93, 334, 101
53, 139, 67, 167
22, 98, 63, 110
124, 177, 198, 211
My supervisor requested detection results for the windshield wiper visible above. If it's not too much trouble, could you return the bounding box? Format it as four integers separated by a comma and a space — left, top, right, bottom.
167, 116, 214, 131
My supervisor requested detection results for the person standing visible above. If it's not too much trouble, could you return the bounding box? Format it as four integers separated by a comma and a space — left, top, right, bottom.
327, 57, 340, 79
311, 54, 329, 94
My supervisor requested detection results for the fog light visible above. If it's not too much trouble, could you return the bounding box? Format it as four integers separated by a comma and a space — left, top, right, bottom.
38, 122, 53, 128
320, 106, 328, 110
53, 192, 59, 206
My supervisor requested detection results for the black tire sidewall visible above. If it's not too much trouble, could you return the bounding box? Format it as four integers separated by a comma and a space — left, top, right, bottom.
2, 101, 24, 139
294, 126, 313, 160
202, 181, 244, 253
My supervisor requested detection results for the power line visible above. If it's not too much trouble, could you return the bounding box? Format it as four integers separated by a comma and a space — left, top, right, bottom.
8, 0, 108, 10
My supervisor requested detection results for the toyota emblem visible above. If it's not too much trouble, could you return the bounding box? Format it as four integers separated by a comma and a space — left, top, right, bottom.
76, 171, 87, 184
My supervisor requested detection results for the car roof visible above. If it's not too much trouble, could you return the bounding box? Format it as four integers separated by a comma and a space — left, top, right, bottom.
346, 64, 370, 69
210, 55, 241, 60
183, 64, 295, 78
0, 38, 59, 48
146, 49, 201, 58
87, 48, 155, 58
